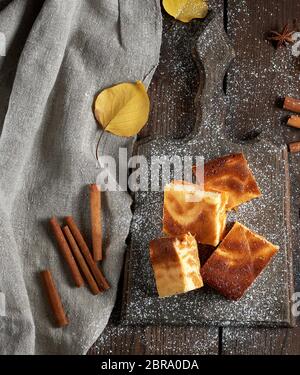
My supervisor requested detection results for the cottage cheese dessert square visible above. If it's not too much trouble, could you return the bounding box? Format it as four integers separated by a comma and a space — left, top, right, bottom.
193, 153, 261, 210
150, 233, 203, 298
163, 180, 228, 246
201, 222, 279, 300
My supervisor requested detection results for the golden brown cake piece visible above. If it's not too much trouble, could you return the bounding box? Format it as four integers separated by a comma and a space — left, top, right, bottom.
193, 153, 261, 210
163, 180, 228, 246
150, 233, 203, 298
201, 222, 279, 300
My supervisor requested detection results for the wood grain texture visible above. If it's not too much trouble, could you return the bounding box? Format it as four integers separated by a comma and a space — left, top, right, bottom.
89, 0, 300, 354
89, 325, 219, 355
225, 0, 300, 145
88, 254, 219, 355
222, 328, 300, 355
88, 4, 223, 354
223, 0, 300, 355
124, 9, 293, 327
139, 15, 201, 140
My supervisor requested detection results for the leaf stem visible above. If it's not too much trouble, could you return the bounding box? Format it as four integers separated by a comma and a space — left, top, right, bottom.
96, 131, 105, 161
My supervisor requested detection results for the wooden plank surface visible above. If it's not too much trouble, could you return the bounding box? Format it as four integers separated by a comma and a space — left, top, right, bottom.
124, 14, 293, 327
222, 0, 300, 354
89, 325, 219, 355
88, 3, 223, 353
222, 328, 300, 355
89, 0, 300, 354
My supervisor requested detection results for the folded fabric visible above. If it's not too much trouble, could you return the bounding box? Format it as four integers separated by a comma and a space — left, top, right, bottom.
0, 292, 5, 317
0, 0, 161, 354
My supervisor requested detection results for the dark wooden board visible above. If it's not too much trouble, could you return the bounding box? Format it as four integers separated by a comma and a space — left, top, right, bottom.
89, 0, 300, 354
88, 324, 219, 355
222, 328, 300, 355
88, 2, 224, 353
123, 12, 294, 327
88, 242, 219, 355
222, 0, 300, 354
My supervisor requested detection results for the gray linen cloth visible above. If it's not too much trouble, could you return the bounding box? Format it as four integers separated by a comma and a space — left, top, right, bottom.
0, 0, 161, 354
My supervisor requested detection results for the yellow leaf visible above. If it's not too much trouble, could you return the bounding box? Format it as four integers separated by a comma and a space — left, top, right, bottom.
162, 0, 208, 23
94, 81, 150, 137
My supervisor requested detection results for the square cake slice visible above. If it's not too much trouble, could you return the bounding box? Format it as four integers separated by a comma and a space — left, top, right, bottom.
201, 222, 279, 300
150, 233, 203, 298
193, 153, 261, 210
163, 180, 228, 246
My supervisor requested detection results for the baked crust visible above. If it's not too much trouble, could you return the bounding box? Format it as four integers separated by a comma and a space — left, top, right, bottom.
193, 153, 261, 210
163, 180, 228, 246
201, 222, 279, 300
150, 233, 203, 298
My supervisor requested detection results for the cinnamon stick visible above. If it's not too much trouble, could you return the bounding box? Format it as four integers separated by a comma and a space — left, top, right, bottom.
40, 270, 69, 327
288, 141, 300, 153
90, 184, 102, 261
64, 216, 110, 290
283, 97, 300, 113
287, 116, 300, 129
63, 226, 100, 295
49, 217, 84, 288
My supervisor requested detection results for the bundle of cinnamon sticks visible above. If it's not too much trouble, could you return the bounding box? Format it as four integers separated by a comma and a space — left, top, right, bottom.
283, 96, 300, 153
41, 184, 108, 327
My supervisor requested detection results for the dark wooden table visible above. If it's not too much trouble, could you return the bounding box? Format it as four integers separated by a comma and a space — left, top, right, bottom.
89, 0, 300, 355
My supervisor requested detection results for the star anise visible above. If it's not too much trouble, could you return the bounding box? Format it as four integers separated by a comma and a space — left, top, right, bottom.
268, 24, 295, 49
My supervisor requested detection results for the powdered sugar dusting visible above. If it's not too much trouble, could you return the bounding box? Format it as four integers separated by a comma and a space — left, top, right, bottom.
90, 1, 299, 354
124, 11, 294, 328
91, 324, 218, 354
